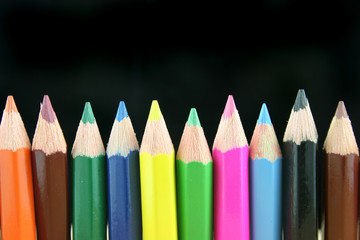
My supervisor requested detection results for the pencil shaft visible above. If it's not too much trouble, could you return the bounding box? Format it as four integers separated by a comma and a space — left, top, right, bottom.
250, 158, 282, 240
283, 141, 317, 240
32, 151, 69, 240
73, 155, 106, 240
140, 152, 177, 240
176, 160, 213, 240
318, 152, 325, 231
213, 147, 249, 240
325, 154, 358, 240
107, 151, 142, 240
0, 149, 36, 240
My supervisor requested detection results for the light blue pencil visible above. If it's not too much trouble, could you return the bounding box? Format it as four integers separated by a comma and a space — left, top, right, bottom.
250, 103, 282, 240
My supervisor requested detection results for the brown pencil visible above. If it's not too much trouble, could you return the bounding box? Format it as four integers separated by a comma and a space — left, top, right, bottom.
324, 101, 359, 240
31, 95, 69, 240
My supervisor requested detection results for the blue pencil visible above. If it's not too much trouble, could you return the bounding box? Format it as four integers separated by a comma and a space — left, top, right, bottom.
250, 103, 282, 240
106, 101, 142, 240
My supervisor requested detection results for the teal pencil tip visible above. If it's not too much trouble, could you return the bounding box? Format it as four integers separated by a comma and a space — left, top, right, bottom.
81, 102, 95, 124
187, 108, 201, 127
257, 103, 272, 125
115, 101, 129, 122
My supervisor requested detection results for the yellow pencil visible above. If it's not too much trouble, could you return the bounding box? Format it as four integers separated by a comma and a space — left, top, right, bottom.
139, 100, 177, 240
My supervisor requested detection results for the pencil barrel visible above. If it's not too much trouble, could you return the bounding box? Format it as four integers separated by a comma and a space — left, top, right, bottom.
250, 158, 282, 240
73, 155, 107, 240
107, 151, 142, 240
0, 149, 36, 240
283, 141, 317, 240
325, 154, 359, 240
140, 152, 177, 240
32, 151, 69, 240
176, 160, 213, 240
213, 147, 249, 240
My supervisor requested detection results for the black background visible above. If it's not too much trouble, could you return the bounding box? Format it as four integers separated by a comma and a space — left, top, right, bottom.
1, 0, 360, 152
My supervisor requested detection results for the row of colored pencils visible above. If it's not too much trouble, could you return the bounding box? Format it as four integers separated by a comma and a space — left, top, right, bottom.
0, 90, 358, 240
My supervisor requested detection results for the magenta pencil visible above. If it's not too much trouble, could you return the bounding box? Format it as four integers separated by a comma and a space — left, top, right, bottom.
213, 95, 249, 240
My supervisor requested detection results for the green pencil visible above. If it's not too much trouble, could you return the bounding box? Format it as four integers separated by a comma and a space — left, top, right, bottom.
71, 102, 106, 240
176, 108, 213, 240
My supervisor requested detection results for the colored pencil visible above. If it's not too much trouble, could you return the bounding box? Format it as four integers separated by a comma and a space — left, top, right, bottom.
107, 101, 142, 240
176, 108, 213, 240
283, 89, 318, 240
139, 100, 177, 240
213, 95, 249, 240
32, 95, 69, 240
250, 103, 282, 240
71, 102, 107, 240
0, 96, 36, 240
323, 101, 359, 240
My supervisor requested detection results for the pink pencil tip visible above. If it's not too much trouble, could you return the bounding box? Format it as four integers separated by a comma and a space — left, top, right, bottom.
41, 95, 56, 123
223, 95, 237, 118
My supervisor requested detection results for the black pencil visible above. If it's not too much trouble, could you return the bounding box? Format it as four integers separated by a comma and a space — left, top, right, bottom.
283, 89, 318, 240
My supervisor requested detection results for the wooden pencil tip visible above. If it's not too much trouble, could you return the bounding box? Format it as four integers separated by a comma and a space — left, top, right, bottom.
115, 101, 128, 122
223, 95, 237, 118
257, 103, 272, 125
187, 108, 201, 127
293, 89, 308, 111
335, 101, 348, 119
81, 102, 95, 124
148, 100, 162, 122
4, 95, 18, 113
41, 95, 56, 123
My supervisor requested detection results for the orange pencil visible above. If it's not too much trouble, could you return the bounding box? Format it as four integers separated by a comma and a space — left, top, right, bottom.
0, 96, 36, 240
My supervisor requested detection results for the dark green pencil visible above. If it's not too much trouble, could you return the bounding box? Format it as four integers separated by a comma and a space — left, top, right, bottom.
72, 102, 107, 240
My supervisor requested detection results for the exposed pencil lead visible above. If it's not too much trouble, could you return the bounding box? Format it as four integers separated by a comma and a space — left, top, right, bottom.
293, 89, 308, 111
283, 89, 318, 144
148, 100, 162, 122
81, 102, 95, 124
213, 95, 248, 151
223, 95, 237, 118
115, 101, 129, 122
335, 101, 348, 119
187, 108, 201, 127
257, 103, 272, 125
0, 95, 31, 150
33, 95, 66, 154
140, 100, 173, 155
4, 95, 18, 113
41, 95, 56, 123
107, 101, 139, 157
323, 100, 358, 155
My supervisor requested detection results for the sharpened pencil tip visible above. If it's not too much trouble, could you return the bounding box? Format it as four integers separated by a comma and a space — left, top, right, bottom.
115, 101, 129, 122
41, 95, 56, 123
81, 102, 95, 124
187, 108, 201, 127
257, 103, 272, 125
293, 89, 308, 111
148, 100, 162, 122
4, 95, 18, 113
335, 101, 348, 119
223, 95, 237, 118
